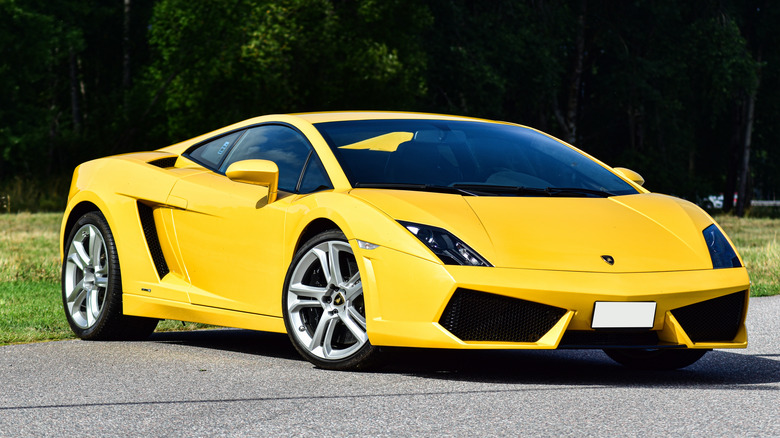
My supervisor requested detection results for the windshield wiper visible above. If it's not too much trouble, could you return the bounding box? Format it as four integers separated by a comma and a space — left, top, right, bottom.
353, 183, 616, 198
353, 183, 484, 196
452, 184, 616, 197
452, 184, 551, 197
545, 187, 616, 198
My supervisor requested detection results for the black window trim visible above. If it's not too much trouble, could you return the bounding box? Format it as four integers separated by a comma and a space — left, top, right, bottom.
182, 122, 333, 195
294, 150, 314, 193
182, 128, 247, 172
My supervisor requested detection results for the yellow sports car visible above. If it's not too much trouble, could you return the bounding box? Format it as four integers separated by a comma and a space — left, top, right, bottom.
60, 112, 749, 370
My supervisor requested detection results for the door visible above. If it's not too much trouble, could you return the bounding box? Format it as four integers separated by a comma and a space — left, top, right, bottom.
169, 124, 323, 316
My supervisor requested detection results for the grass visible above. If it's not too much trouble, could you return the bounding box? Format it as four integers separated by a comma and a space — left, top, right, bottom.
0, 212, 778, 345
0, 281, 73, 344
715, 215, 780, 297
0, 212, 208, 345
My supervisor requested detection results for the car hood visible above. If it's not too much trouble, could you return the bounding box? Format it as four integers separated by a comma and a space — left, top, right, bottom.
350, 189, 716, 273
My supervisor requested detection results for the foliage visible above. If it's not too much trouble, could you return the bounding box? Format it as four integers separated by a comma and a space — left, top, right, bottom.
145, 0, 431, 140
1, 0, 779, 210
0, 176, 69, 214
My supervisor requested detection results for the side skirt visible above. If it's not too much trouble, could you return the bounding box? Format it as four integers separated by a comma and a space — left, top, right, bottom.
123, 293, 286, 334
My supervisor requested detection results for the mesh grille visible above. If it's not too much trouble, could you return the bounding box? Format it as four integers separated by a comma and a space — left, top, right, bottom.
439, 289, 567, 342
559, 330, 659, 348
137, 202, 170, 279
671, 291, 746, 342
148, 156, 178, 168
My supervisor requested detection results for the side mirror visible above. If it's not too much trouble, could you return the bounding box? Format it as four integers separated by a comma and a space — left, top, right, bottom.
614, 167, 645, 187
226, 159, 279, 203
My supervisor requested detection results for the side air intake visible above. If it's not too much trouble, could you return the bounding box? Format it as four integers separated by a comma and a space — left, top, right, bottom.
137, 202, 170, 279
439, 289, 567, 343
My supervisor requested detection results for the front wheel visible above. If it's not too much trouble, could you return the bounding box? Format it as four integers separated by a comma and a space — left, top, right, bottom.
282, 230, 379, 370
604, 348, 708, 370
62, 211, 158, 340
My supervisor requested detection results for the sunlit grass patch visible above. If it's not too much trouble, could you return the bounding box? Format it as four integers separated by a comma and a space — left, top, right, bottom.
0, 281, 73, 344
716, 215, 780, 297
0, 212, 62, 282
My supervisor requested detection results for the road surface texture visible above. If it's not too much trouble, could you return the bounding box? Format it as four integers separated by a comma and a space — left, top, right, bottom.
2, 296, 778, 436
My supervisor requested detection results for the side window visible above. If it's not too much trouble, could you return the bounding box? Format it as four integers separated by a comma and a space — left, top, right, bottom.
186, 130, 245, 169
220, 125, 312, 192
299, 154, 333, 194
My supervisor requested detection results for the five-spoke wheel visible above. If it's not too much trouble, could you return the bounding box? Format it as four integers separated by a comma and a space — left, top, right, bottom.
63, 221, 111, 330
283, 230, 378, 369
62, 211, 157, 340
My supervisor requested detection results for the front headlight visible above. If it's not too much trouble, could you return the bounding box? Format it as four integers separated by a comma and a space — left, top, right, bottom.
399, 221, 492, 267
703, 224, 741, 269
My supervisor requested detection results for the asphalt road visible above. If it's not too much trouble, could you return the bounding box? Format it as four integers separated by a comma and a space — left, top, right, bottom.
1, 296, 778, 437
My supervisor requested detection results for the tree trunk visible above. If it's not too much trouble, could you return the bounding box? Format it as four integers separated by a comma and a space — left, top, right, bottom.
735, 71, 759, 217
723, 101, 741, 213
554, 0, 585, 145
69, 47, 82, 135
123, 0, 132, 90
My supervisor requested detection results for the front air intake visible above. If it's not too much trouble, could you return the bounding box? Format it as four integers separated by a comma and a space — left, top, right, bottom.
671, 291, 746, 342
439, 289, 567, 342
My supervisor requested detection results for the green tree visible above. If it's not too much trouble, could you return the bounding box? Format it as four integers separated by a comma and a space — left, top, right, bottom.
144, 0, 431, 141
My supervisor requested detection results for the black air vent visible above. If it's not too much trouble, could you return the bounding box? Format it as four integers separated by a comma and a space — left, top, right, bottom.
439, 289, 567, 343
137, 202, 170, 279
559, 330, 659, 348
148, 156, 177, 168
671, 291, 746, 342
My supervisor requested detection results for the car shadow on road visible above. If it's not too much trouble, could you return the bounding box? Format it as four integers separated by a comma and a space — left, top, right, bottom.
148, 328, 301, 361
145, 328, 779, 387
379, 347, 780, 387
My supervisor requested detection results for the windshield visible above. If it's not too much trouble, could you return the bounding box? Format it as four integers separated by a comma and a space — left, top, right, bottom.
315, 119, 638, 197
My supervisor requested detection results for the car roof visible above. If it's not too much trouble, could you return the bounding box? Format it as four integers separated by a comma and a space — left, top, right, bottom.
158, 111, 517, 155
290, 111, 508, 125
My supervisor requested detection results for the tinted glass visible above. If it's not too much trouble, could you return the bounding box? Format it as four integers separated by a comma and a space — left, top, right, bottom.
220, 125, 312, 192
316, 120, 638, 196
186, 130, 244, 169
299, 154, 333, 194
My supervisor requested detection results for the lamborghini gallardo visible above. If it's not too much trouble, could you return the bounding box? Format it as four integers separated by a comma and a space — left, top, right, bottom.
60, 112, 749, 370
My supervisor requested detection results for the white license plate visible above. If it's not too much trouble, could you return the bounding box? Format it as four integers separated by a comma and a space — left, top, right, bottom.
591, 302, 656, 329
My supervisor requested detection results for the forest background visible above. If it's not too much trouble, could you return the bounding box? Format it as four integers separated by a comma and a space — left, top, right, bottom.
2, 0, 778, 216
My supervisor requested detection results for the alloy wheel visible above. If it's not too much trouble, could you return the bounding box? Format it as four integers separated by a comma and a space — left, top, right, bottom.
286, 240, 368, 361
63, 223, 110, 329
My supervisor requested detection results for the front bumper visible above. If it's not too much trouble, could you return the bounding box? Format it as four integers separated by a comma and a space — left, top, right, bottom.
357, 245, 750, 350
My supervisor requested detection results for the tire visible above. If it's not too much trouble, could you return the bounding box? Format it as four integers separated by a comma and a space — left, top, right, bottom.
603, 348, 708, 370
282, 229, 379, 370
62, 211, 158, 340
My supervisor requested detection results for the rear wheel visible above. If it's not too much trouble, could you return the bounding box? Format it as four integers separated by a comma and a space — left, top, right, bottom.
604, 348, 708, 370
282, 230, 379, 370
62, 211, 158, 340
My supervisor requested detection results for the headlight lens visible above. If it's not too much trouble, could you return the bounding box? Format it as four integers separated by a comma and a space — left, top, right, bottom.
703, 224, 741, 269
399, 221, 492, 267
